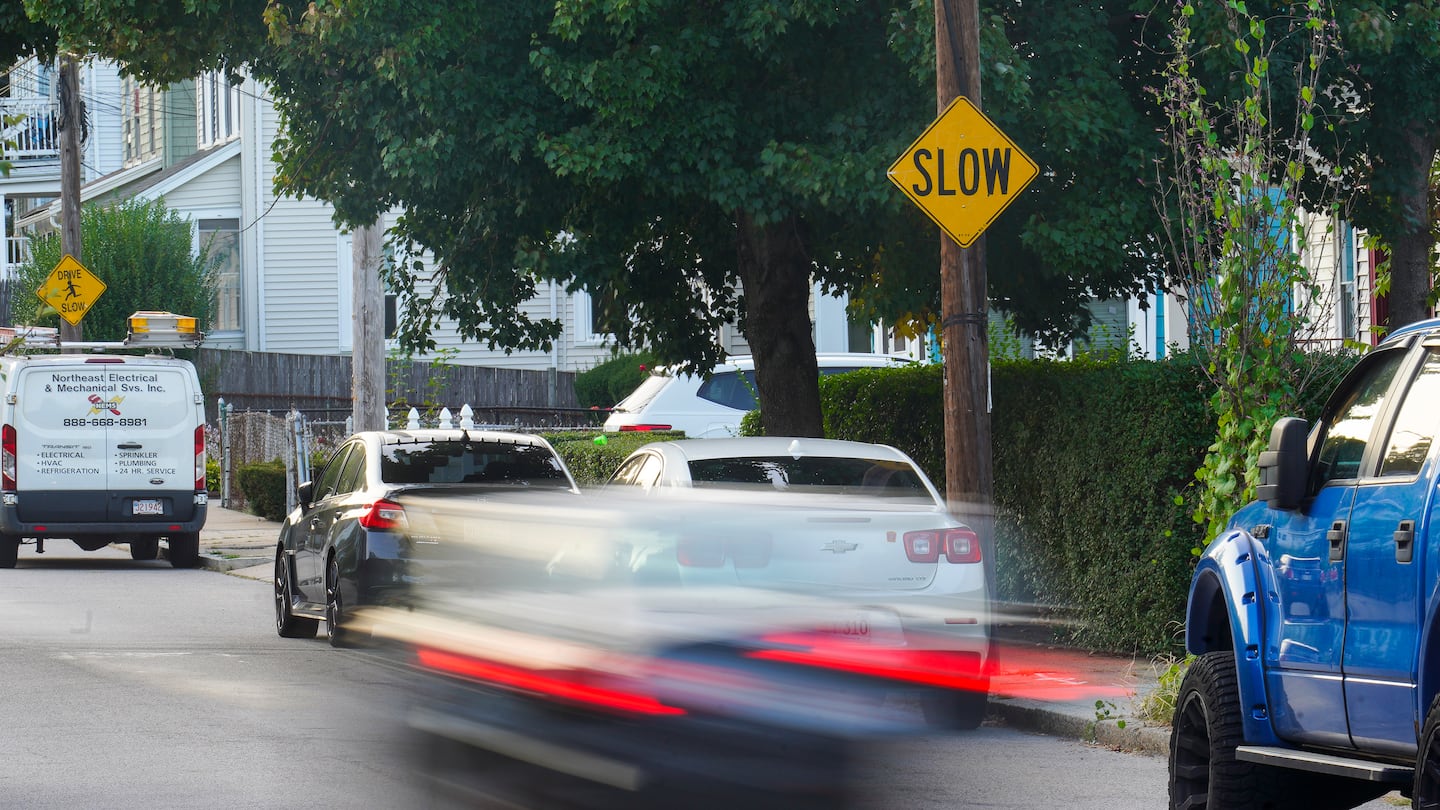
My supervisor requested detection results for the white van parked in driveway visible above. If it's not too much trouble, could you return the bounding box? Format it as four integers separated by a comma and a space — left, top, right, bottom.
0, 354, 208, 568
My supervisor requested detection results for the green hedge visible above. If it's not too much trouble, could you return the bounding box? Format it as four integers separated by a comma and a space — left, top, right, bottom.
542, 430, 684, 486
572, 352, 658, 409
238, 460, 288, 521
802, 352, 1353, 656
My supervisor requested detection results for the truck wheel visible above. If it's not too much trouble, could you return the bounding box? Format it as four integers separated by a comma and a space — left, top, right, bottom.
129, 537, 159, 561
1415, 694, 1440, 808
1170, 651, 1386, 810
326, 556, 352, 648
274, 549, 318, 639
167, 532, 200, 569
0, 534, 18, 568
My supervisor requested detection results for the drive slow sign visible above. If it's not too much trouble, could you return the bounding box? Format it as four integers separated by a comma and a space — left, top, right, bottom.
887, 97, 1038, 248
36, 254, 106, 326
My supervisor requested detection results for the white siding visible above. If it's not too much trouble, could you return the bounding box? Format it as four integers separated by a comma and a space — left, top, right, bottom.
83, 63, 125, 182
159, 154, 242, 211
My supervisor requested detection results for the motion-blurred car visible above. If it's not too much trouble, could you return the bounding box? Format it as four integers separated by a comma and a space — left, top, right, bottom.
602, 353, 909, 438
358, 494, 988, 809
604, 437, 993, 727
272, 428, 580, 647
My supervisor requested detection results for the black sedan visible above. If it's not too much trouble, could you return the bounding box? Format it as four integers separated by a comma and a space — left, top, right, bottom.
272, 428, 580, 647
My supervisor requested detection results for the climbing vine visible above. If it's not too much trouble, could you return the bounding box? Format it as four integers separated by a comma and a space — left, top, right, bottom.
1153, 1, 1345, 540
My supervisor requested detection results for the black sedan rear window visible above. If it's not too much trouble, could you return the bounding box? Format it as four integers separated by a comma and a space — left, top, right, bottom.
381, 441, 569, 487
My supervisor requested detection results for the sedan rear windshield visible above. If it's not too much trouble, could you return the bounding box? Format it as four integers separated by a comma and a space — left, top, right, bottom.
381, 441, 570, 487
687, 456, 930, 500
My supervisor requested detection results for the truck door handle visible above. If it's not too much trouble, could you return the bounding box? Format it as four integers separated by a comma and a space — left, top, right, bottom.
117, 442, 142, 450
1328, 520, 1348, 562
1396, 520, 1416, 564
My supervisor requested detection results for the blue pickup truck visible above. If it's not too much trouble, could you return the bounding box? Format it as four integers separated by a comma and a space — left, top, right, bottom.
1171, 317, 1440, 810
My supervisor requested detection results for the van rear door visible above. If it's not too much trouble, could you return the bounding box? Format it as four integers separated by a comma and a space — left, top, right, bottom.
16, 360, 198, 522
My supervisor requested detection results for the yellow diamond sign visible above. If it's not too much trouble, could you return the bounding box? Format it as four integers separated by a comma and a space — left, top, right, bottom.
888, 96, 1038, 248
37, 254, 106, 326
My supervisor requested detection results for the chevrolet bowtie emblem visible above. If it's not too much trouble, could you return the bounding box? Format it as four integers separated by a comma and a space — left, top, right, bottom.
822, 540, 859, 554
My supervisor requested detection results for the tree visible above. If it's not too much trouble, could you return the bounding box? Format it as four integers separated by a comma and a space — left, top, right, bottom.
13, 198, 219, 340
1176, 1, 1440, 333
35, 1, 1174, 436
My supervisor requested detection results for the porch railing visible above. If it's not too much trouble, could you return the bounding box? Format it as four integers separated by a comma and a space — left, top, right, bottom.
0, 97, 60, 162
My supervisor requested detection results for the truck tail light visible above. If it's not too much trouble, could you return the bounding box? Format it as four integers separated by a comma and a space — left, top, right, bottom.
359, 499, 408, 531
2, 424, 14, 491
194, 425, 206, 491
904, 529, 981, 564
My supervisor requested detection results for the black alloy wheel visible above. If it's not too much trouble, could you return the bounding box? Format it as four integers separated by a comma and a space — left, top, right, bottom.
326, 556, 352, 648
274, 548, 318, 639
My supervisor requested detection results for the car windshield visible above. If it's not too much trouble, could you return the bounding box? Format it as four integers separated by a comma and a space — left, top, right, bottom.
686, 456, 932, 500
380, 440, 570, 487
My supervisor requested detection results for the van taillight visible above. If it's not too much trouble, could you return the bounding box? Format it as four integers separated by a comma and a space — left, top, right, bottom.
904, 528, 981, 564
358, 499, 408, 531
194, 426, 206, 491
2, 424, 14, 490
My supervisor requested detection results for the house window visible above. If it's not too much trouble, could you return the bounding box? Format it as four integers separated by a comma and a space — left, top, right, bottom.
573, 288, 614, 344
198, 218, 241, 333
1340, 225, 1357, 341
197, 72, 242, 148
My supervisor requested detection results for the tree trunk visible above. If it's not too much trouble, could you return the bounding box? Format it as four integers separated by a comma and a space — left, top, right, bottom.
1386, 123, 1437, 330
735, 212, 823, 438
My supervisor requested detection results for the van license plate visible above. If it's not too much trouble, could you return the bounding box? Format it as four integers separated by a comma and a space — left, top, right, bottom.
133, 499, 163, 516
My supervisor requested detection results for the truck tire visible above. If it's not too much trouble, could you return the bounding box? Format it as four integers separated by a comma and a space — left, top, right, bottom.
129, 537, 159, 561
167, 532, 200, 568
1415, 694, 1440, 808
0, 533, 18, 568
274, 549, 319, 639
1170, 651, 1387, 810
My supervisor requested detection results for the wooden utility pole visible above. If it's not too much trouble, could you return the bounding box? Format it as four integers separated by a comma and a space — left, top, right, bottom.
352, 223, 386, 431
935, 0, 994, 511
58, 55, 83, 344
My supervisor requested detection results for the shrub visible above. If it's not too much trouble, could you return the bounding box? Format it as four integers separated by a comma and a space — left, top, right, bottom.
572, 352, 659, 409
542, 430, 684, 486
237, 460, 288, 521
206, 458, 221, 494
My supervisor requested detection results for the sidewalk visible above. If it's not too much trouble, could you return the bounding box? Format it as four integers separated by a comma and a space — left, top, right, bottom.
197, 504, 1173, 756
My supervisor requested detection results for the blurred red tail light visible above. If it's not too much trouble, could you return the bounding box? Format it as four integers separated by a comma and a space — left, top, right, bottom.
618, 424, 672, 432
358, 499, 408, 530
414, 646, 686, 717
904, 528, 981, 564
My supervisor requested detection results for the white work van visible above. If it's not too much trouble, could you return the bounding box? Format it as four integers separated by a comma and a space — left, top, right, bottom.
0, 354, 208, 568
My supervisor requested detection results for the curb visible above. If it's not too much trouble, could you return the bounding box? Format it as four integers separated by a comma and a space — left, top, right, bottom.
989, 697, 1170, 757
199, 554, 271, 573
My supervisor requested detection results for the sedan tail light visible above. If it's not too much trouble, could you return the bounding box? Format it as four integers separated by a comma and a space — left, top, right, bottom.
358, 499, 408, 530
904, 528, 981, 564
618, 424, 672, 432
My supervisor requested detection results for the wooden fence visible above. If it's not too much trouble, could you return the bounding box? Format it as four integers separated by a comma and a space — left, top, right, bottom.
194, 348, 597, 427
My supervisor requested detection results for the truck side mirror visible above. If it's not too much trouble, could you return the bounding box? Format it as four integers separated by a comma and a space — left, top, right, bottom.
1257, 417, 1309, 510
297, 480, 314, 509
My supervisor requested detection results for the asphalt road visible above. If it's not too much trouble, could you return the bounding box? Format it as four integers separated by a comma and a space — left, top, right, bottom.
0, 544, 1409, 809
